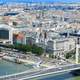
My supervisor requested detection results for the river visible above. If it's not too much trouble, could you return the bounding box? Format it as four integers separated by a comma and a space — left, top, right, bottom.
32, 71, 80, 80
0, 60, 80, 80
0, 59, 33, 76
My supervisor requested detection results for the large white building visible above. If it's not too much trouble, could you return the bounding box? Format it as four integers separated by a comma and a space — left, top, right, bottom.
46, 37, 76, 55
0, 24, 13, 44
0, 24, 27, 44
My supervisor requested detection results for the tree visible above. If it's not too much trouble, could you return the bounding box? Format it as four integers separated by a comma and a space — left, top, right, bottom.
13, 22, 17, 26
31, 44, 43, 56
21, 45, 32, 53
49, 54, 54, 58
3, 44, 43, 56
65, 50, 76, 59
0, 48, 1, 52
7, 45, 14, 49
65, 52, 72, 59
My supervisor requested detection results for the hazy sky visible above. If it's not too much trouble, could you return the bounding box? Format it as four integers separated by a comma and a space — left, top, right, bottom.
0, 0, 80, 3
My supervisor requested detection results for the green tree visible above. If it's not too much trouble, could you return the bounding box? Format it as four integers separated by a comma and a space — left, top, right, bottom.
0, 48, 1, 52
4, 44, 43, 56
12, 44, 21, 51
65, 53, 72, 59
65, 50, 76, 59
8, 45, 14, 49
21, 45, 32, 53
31, 44, 43, 56
13, 22, 17, 26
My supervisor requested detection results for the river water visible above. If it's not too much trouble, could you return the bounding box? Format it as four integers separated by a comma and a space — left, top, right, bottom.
0, 60, 33, 76
0, 60, 80, 80
33, 72, 80, 80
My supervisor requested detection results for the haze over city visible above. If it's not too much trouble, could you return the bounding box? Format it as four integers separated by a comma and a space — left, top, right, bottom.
0, 0, 80, 3
0, 0, 80, 80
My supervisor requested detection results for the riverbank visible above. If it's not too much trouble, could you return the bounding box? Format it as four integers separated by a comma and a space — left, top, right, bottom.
2, 54, 73, 68
2, 55, 52, 68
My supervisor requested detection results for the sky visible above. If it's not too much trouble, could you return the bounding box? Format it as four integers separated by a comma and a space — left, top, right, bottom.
0, 0, 80, 3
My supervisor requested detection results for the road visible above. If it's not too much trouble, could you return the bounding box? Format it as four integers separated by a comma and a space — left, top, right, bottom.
0, 64, 80, 80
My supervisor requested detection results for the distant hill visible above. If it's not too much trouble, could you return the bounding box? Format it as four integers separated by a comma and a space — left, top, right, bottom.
0, 0, 80, 3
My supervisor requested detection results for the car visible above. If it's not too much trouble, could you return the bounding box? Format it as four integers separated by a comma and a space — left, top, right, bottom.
58, 67, 62, 70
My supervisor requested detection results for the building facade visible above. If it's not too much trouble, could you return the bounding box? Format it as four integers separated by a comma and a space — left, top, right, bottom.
46, 38, 76, 55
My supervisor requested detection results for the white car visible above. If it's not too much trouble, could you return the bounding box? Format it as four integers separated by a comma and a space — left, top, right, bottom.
58, 67, 62, 70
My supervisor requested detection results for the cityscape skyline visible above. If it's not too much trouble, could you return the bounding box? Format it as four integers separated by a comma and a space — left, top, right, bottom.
0, 0, 80, 3
0, 1, 80, 80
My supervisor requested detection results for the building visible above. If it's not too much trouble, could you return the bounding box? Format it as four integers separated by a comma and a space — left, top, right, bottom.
0, 23, 39, 45
46, 37, 76, 55
0, 24, 13, 44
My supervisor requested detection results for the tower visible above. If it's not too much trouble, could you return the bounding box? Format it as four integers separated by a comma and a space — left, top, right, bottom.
76, 37, 80, 64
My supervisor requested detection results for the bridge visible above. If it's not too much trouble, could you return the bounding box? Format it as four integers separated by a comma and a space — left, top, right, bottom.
0, 64, 80, 80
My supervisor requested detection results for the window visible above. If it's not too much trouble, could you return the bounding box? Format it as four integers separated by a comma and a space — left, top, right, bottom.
0, 29, 9, 39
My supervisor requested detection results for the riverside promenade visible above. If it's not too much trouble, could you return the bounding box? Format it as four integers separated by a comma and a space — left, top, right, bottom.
0, 64, 80, 80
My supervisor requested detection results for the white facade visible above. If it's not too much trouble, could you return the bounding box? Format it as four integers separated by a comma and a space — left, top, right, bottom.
0, 24, 29, 45
47, 38, 76, 55
0, 24, 14, 44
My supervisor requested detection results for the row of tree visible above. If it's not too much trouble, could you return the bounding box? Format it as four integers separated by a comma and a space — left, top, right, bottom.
5, 44, 44, 56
